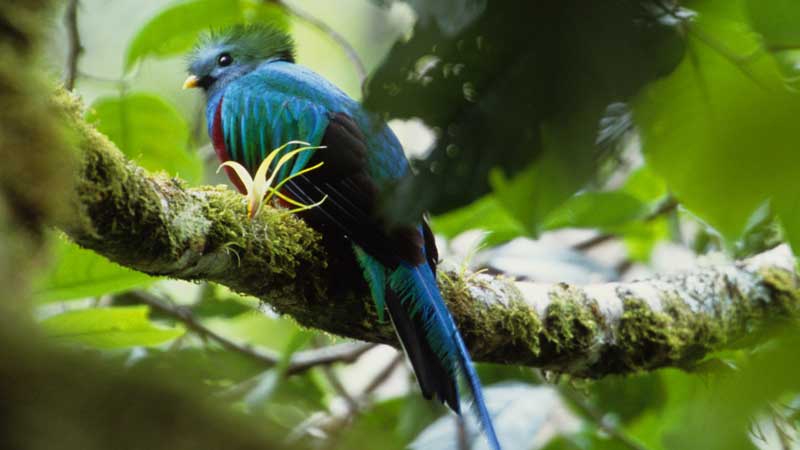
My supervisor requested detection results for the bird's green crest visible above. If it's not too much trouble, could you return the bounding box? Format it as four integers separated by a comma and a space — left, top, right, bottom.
189, 24, 295, 65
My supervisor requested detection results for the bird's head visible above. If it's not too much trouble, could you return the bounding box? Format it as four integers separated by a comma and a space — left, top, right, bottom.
183, 24, 294, 93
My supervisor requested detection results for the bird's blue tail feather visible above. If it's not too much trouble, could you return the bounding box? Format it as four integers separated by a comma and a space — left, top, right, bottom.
388, 262, 501, 450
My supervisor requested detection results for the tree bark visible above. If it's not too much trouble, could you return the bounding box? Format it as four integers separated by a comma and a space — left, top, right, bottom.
54, 89, 800, 378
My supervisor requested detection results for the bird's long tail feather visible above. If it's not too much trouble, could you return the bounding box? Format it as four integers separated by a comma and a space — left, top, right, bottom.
386, 261, 501, 450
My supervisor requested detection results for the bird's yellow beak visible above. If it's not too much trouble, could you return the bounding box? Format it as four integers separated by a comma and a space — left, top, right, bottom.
183, 75, 201, 90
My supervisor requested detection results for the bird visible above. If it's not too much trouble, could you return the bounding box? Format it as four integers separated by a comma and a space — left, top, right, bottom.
184, 25, 501, 449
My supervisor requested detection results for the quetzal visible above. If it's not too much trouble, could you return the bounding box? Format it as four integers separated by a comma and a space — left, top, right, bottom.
184, 25, 500, 449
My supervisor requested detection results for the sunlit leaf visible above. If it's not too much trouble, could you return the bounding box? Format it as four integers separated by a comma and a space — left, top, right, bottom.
431, 195, 525, 246
541, 191, 647, 231
34, 235, 156, 303
622, 166, 668, 203
662, 331, 800, 450
634, 1, 800, 252
87, 93, 203, 183
746, 0, 800, 51
190, 286, 254, 318
127, 347, 265, 386
41, 306, 184, 349
746, 0, 800, 87
202, 312, 309, 352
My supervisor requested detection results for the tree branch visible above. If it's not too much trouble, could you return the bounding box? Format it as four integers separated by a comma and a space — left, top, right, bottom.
53, 88, 800, 378
63, 0, 82, 91
124, 290, 375, 375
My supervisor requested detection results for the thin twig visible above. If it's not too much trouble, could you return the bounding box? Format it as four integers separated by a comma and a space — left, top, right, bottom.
321, 364, 359, 413
63, 0, 82, 90
314, 334, 360, 413
288, 342, 377, 374
317, 351, 406, 447
126, 290, 375, 375
269, 0, 367, 90
77, 71, 129, 89
361, 352, 404, 397
768, 404, 795, 450
572, 233, 615, 252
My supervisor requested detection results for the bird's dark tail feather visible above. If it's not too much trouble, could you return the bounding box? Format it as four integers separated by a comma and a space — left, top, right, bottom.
385, 289, 460, 412
387, 262, 502, 450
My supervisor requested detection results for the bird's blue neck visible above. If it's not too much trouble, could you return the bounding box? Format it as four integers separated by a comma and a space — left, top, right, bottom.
205, 89, 225, 136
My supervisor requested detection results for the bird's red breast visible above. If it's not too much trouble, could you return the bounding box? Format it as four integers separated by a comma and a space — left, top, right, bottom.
211, 96, 247, 194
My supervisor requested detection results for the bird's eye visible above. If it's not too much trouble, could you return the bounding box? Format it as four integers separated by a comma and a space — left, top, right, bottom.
217, 53, 233, 67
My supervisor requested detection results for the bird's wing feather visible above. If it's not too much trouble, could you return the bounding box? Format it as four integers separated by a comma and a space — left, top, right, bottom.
221, 82, 330, 176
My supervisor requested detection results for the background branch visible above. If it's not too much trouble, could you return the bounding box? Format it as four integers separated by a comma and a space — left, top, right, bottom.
63, 0, 82, 90
124, 290, 375, 375
270, 0, 367, 89
53, 89, 800, 378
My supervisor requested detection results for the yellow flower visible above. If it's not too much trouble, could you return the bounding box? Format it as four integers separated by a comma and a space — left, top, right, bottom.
217, 140, 327, 219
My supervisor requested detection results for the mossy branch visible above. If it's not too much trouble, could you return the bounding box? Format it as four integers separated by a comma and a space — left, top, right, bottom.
54, 89, 800, 378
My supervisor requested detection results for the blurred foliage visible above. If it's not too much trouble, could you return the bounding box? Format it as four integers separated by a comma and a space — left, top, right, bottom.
635, 1, 800, 252
365, 0, 683, 227
19, 0, 800, 449
41, 305, 184, 349
334, 395, 443, 450
33, 234, 156, 303
87, 92, 203, 183
0, 330, 294, 450
431, 195, 525, 247
124, 0, 287, 72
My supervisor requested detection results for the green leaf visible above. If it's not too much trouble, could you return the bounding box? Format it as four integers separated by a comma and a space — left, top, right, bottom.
622, 219, 670, 262
191, 288, 254, 318
124, 0, 287, 71
128, 347, 265, 386
125, 0, 239, 71
660, 331, 800, 450
489, 148, 582, 235
337, 396, 442, 450
634, 1, 800, 251
583, 373, 666, 425
239, 369, 328, 429
746, 0, 800, 88
746, 0, 800, 50
365, 2, 683, 218
241, 330, 314, 412
87, 93, 202, 183
202, 312, 307, 352
431, 195, 525, 246
622, 166, 668, 203
541, 191, 647, 231
34, 235, 156, 303
41, 306, 184, 349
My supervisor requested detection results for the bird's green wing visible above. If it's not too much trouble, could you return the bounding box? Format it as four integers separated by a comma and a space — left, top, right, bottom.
221, 83, 330, 181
